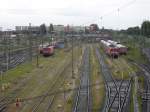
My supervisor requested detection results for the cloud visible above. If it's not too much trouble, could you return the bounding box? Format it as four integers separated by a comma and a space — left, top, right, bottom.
0, 0, 150, 30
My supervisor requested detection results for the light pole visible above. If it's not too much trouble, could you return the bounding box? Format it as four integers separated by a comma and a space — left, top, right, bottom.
72, 34, 74, 79
5, 31, 9, 71
36, 36, 39, 67
28, 23, 32, 61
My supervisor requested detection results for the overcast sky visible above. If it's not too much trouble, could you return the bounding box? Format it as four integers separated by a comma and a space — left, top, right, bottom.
0, 0, 150, 30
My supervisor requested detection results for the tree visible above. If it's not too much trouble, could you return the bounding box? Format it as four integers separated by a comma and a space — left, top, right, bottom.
141, 21, 150, 37
49, 24, 54, 34
40, 24, 47, 35
126, 26, 140, 35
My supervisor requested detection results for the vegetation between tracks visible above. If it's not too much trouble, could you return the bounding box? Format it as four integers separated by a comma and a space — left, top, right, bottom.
99, 41, 142, 111
0, 49, 72, 101
98, 43, 135, 79
123, 43, 148, 64
45, 46, 83, 112
130, 80, 134, 112
90, 45, 105, 111
137, 76, 144, 112
121, 35, 148, 112
1, 46, 84, 112
112, 33, 149, 64
0, 49, 63, 84
105, 57, 136, 79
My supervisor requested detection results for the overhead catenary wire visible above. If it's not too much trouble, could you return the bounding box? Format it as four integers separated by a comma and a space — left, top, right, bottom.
81, 0, 137, 28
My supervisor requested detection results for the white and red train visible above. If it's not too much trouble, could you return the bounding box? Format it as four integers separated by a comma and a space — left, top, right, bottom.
101, 40, 127, 58
101, 40, 119, 58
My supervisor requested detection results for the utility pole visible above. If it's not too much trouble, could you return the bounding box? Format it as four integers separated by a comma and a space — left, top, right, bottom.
100, 16, 103, 29
36, 36, 39, 67
72, 33, 74, 79
5, 31, 9, 71
28, 23, 32, 61
8, 31, 11, 66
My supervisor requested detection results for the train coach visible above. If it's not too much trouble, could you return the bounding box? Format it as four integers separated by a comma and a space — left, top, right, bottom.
42, 46, 54, 56
101, 40, 119, 58
107, 40, 127, 55
116, 44, 127, 55
107, 40, 120, 45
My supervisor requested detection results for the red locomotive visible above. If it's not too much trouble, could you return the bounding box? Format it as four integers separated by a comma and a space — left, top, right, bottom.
42, 46, 54, 56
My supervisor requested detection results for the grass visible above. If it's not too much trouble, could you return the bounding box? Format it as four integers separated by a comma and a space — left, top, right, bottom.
138, 93, 142, 112
112, 33, 149, 64
123, 43, 148, 64
138, 76, 144, 112
0, 62, 34, 84
49, 46, 83, 112
112, 34, 145, 111
121, 38, 145, 112
1, 47, 81, 112
138, 76, 145, 90
98, 44, 135, 79
64, 46, 83, 112
99, 41, 142, 112
0, 49, 71, 97
130, 81, 134, 112
90, 45, 105, 111
0, 49, 64, 84
105, 57, 132, 79
129, 76, 142, 112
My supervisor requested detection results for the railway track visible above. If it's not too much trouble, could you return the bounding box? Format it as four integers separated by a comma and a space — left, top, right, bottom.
1, 56, 73, 112
95, 47, 132, 112
0, 97, 7, 112
72, 47, 91, 112
30, 46, 81, 112
108, 79, 132, 112
141, 64, 150, 73
110, 59, 133, 112
0, 58, 71, 112
0, 46, 81, 112
138, 63, 150, 112
0, 96, 13, 112
0, 47, 37, 72
30, 59, 72, 112
126, 59, 150, 112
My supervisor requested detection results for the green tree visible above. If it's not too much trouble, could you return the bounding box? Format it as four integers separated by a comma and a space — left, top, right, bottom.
141, 21, 150, 37
40, 24, 47, 35
126, 26, 140, 35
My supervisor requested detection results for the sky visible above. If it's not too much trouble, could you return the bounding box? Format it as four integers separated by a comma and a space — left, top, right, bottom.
0, 0, 150, 30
